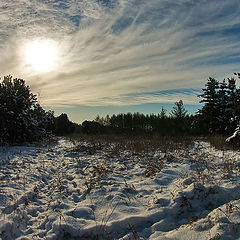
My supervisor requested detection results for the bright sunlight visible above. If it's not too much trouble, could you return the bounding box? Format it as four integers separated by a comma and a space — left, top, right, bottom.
23, 39, 59, 73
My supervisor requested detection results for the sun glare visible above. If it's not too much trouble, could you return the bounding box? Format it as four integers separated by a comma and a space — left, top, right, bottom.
23, 39, 59, 73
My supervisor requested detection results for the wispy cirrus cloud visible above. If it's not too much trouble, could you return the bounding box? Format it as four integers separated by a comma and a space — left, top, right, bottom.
0, 0, 240, 107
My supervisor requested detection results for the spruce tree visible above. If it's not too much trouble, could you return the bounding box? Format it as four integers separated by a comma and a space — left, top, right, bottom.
170, 100, 188, 135
217, 79, 229, 133
171, 100, 188, 119
198, 77, 220, 133
0, 76, 54, 144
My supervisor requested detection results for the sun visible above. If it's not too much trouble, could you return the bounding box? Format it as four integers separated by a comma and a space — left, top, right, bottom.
23, 39, 59, 73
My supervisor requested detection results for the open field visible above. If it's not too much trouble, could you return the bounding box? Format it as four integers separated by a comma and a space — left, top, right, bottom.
0, 136, 239, 240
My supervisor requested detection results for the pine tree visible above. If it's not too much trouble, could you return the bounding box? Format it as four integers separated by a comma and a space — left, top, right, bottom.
170, 100, 188, 135
171, 100, 188, 119
217, 79, 229, 133
198, 77, 220, 133
0, 76, 54, 144
226, 73, 240, 141
160, 107, 167, 119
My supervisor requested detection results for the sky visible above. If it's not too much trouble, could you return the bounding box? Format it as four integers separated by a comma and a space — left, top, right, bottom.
0, 0, 240, 123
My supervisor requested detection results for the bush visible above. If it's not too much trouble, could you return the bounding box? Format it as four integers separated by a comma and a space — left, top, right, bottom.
54, 113, 76, 135
0, 76, 54, 144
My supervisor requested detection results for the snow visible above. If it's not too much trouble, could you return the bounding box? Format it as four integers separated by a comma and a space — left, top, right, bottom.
226, 127, 240, 142
0, 138, 240, 239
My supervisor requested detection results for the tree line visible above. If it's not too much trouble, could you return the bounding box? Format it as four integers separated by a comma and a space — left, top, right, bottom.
82, 73, 240, 137
82, 100, 194, 135
0, 73, 240, 144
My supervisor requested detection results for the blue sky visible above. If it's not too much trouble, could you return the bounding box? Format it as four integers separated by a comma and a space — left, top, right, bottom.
0, 0, 240, 123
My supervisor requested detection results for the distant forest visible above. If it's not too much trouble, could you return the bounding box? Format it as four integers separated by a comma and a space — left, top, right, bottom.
81, 73, 240, 137
0, 73, 240, 144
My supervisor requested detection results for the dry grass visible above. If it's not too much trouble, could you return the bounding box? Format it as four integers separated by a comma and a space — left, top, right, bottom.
207, 135, 239, 150
68, 134, 196, 156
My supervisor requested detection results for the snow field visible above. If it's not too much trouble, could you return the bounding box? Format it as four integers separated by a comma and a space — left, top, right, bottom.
0, 138, 239, 239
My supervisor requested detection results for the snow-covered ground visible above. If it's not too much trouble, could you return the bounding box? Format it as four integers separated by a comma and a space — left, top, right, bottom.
0, 138, 239, 240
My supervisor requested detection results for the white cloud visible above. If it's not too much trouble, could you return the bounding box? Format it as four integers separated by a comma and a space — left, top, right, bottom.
0, 0, 240, 107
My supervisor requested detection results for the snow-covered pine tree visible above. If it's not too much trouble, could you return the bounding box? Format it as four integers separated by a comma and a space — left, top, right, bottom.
0, 76, 54, 144
217, 79, 230, 133
226, 73, 240, 142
